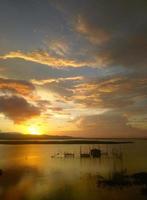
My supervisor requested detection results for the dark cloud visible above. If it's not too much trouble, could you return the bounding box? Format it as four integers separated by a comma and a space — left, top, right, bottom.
0, 95, 41, 123
54, 0, 147, 68
99, 33, 147, 68
76, 15, 110, 45
78, 0, 147, 68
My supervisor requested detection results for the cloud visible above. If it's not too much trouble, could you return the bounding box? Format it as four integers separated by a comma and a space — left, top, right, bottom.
107, 34, 147, 68
31, 76, 84, 86
73, 74, 147, 108
31, 72, 147, 132
69, 72, 147, 133
75, 111, 147, 137
44, 39, 70, 56
55, 0, 147, 68
30, 72, 147, 118
76, 15, 110, 45
30, 72, 147, 132
76, 15, 147, 69
0, 95, 41, 123
32, 76, 84, 100
0, 50, 92, 68
0, 78, 35, 97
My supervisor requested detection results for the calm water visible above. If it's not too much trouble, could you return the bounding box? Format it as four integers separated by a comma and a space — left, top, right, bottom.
0, 139, 147, 200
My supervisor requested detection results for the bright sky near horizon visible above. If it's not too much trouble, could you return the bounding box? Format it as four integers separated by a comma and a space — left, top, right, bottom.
0, 0, 147, 137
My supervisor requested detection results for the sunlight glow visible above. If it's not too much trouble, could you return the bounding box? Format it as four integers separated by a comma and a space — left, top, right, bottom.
27, 125, 42, 135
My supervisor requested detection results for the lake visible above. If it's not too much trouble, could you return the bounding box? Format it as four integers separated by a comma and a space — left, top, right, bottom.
0, 139, 147, 200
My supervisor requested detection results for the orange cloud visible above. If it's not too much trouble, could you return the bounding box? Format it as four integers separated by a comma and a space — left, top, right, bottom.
0, 78, 35, 97
0, 50, 91, 68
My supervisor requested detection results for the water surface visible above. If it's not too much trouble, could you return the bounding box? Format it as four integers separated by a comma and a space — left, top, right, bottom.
0, 139, 147, 200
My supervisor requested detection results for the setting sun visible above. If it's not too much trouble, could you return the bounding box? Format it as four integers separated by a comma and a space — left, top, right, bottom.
27, 125, 42, 135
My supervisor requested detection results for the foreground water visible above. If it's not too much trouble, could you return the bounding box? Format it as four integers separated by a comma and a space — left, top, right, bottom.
0, 139, 147, 200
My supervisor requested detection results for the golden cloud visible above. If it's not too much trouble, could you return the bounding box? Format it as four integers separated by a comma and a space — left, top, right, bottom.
31, 76, 84, 85
0, 50, 92, 68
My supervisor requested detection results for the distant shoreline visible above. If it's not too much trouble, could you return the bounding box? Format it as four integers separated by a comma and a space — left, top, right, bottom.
0, 140, 133, 145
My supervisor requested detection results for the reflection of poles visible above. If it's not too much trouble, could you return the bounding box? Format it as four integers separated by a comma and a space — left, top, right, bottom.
112, 147, 116, 178
108, 146, 112, 179
80, 146, 82, 157
120, 144, 123, 173
107, 144, 127, 180
106, 144, 109, 157
112, 145, 125, 174
89, 146, 91, 155
120, 144, 127, 174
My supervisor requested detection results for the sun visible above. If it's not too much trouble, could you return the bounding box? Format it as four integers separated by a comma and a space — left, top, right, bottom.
16, 118, 47, 135
27, 125, 42, 135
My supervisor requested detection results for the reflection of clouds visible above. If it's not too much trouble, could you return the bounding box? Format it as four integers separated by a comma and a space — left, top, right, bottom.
0, 166, 40, 200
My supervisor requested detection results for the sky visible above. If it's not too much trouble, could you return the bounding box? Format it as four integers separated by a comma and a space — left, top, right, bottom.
0, 0, 147, 137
